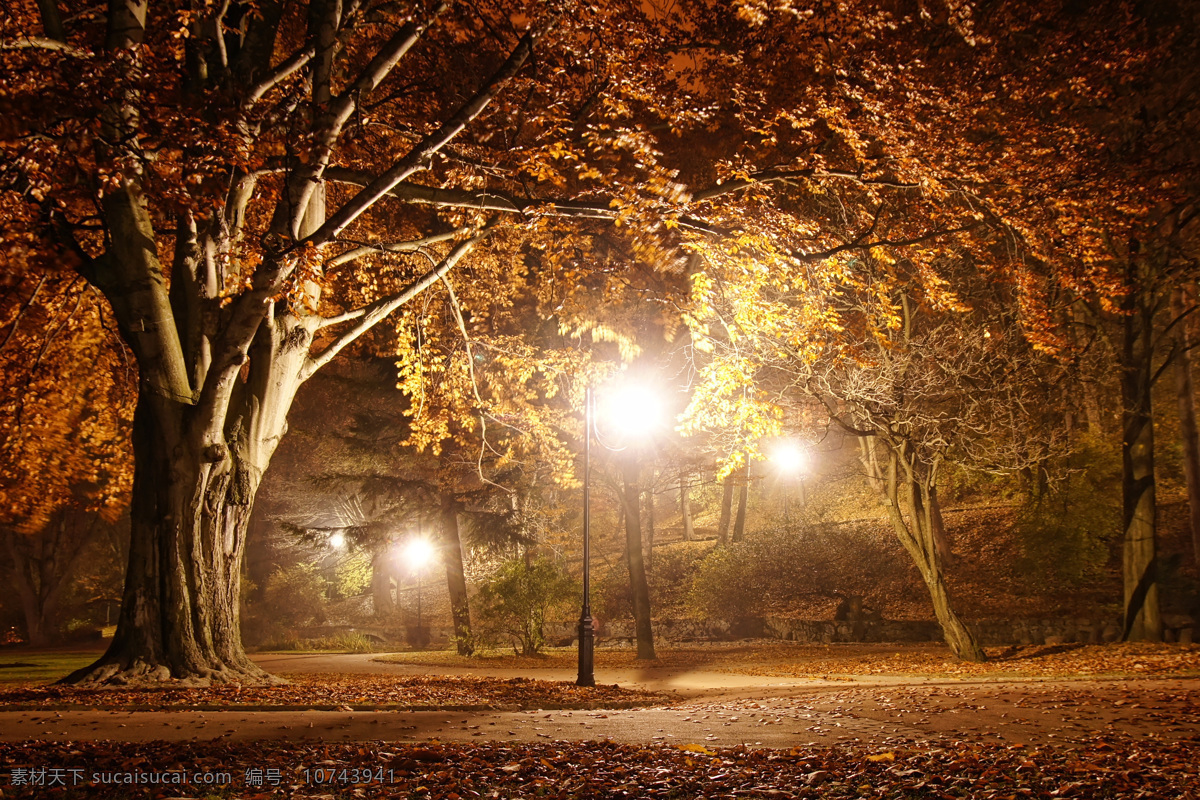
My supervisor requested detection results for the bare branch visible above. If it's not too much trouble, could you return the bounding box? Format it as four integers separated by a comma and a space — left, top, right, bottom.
325, 227, 470, 270
0, 274, 48, 354
323, 169, 718, 232
244, 43, 318, 106
793, 220, 984, 262
0, 36, 88, 56
307, 29, 540, 246
301, 231, 491, 380
285, 1, 450, 235
690, 168, 921, 204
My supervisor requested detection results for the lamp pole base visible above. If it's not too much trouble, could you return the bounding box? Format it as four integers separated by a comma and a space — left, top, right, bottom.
576, 614, 595, 687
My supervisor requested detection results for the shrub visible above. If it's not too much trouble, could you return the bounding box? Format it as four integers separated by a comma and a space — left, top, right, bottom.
260, 563, 329, 628
687, 521, 900, 622
476, 556, 577, 655
256, 631, 380, 653
1014, 435, 1120, 587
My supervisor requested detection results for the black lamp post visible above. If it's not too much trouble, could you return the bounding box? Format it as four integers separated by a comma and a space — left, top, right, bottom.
576, 385, 596, 687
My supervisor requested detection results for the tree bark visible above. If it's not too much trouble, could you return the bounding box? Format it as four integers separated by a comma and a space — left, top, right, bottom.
644, 472, 655, 567
1120, 272, 1162, 642
371, 547, 397, 618
928, 484, 952, 568
1171, 285, 1200, 567
679, 471, 694, 542
717, 473, 734, 545
440, 501, 474, 656
731, 462, 749, 543
870, 438, 985, 662
621, 459, 655, 659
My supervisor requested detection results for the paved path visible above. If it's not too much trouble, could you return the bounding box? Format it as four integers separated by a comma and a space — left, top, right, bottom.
1, 653, 1197, 749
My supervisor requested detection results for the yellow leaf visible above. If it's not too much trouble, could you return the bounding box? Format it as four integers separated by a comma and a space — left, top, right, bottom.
680, 744, 716, 755
867, 752, 895, 762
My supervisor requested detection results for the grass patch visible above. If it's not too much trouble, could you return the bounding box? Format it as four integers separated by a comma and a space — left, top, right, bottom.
0, 652, 99, 684
374, 641, 1200, 679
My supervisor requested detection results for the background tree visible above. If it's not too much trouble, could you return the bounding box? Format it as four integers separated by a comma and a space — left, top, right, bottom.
0, 271, 133, 645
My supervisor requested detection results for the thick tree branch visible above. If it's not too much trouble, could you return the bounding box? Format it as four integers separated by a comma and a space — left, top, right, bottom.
323, 168, 719, 232
302, 232, 489, 380
793, 220, 985, 262
243, 43, 317, 105
324, 227, 469, 270
307, 29, 540, 246
0, 36, 87, 55
690, 168, 920, 204
285, 1, 448, 236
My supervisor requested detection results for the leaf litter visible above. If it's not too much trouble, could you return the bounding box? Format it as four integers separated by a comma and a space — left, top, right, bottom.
1, 738, 1198, 798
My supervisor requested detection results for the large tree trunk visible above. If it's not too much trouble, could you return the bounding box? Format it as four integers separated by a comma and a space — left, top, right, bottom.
440, 502, 473, 656
1171, 285, 1200, 567
621, 459, 655, 659
371, 547, 398, 618
64, 394, 265, 684
1120, 275, 1162, 642
64, 305, 315, 685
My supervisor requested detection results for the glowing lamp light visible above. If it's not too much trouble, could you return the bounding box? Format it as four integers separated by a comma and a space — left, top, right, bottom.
598, 383, 666, 440
405, 537, 435, 570
772, 442, 807, 475
328, 531, 347, 550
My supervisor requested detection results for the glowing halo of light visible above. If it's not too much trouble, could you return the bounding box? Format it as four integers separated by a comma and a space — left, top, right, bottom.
597, 382, 667, 441
328, 531, 347, 550
771, 441, 807, 475
405, 537, 435, 570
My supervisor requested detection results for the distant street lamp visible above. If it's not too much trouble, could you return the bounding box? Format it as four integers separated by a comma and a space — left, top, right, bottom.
406, 536, 435, 648
771, 441, 808, 518
577, 379, 666, 687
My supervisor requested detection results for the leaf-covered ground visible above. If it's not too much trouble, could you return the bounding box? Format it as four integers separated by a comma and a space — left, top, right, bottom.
377, 641, 1200, 679
2, 738, 1198, 798
0, 675, 664, 711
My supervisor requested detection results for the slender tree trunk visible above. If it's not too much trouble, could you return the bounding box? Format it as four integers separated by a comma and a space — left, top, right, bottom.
3, 512, 95, 647
440, 501, 473, 656
928, 484, 952, 567
1121, 276, 1162, 642
621, 459, 655, 659
717, 473, 734, 545
3, 527, 53, 647
644, 473, 655, 566
870, 439, 984, 662
679, 471, 694, 542
731, 462, 749, 543
1172, 285, 1200, 567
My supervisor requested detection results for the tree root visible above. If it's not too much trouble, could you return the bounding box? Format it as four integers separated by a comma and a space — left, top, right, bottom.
59, 657, 287, 687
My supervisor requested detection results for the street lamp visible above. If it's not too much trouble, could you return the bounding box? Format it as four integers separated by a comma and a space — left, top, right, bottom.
577, 379, 666, 686
406, 536, 435, 648
328, 531, 347, 550
771, 441, 808, 518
